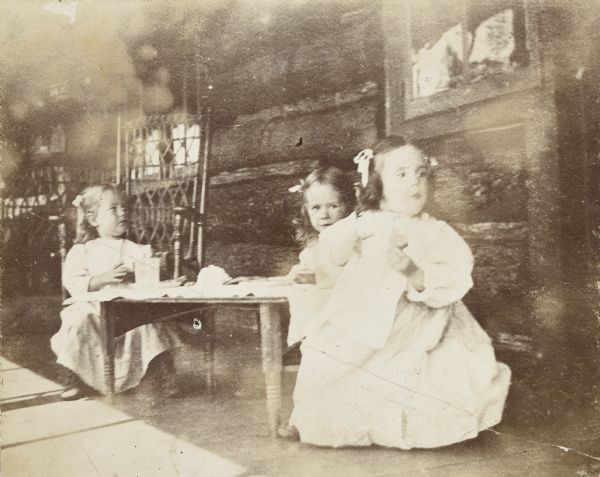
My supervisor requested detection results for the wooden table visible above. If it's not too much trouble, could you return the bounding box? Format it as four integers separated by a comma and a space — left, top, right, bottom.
99, 296, 289, 436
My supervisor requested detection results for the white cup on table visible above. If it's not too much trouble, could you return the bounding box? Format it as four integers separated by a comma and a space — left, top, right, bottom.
134, 257, 160, 289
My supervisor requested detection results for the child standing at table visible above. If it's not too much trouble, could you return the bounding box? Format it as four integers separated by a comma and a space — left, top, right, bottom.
285, 167, 356, 344
286, 137, 511, 448
50, 184, 182, 400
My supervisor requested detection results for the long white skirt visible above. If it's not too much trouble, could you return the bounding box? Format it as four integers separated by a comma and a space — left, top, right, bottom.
289, 301, 511, 449
51, 301, 183, 394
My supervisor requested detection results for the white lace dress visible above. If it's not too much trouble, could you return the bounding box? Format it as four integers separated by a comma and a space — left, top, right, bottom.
289, 211, 511, 449
50, 238, 183, 393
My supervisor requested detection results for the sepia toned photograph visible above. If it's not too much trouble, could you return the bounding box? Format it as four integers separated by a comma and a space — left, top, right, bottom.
1, 0, 599, 475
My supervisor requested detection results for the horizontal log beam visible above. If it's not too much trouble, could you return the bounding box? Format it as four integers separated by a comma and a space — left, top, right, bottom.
230, 81, 378, 124
455, 221, 528, 242
209, 159, 320, 187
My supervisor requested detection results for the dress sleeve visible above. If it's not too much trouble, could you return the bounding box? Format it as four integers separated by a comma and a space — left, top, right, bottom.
405, 220, 474, 308
311, 213, 360, 287
120, 241, 153, 269
62, 244, 92, 297
287, 246, 317, 277
318, 212, 359, 267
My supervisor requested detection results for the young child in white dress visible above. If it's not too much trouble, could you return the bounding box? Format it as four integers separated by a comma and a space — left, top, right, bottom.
287, 136, 511, 448
285, 166, 356, 344
50, 184, 183, 400
277, 167, 356, 439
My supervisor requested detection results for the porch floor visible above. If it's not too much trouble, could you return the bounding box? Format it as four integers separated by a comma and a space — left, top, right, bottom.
2, 296, 599, 477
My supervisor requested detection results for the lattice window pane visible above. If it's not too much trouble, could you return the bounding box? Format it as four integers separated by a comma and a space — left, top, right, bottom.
124, 113, 207, 255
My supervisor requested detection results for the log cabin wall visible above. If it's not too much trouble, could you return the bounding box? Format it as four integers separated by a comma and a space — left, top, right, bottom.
205, 84, 380, 277
201, 7, 384, 278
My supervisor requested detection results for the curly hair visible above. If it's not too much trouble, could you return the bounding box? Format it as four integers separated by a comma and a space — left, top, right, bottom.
357, 136, 433, 213
294, 167, 356, 247
73, 183, 125, 244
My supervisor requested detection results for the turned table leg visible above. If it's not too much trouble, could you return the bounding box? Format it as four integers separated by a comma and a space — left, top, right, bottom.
100, 302, 116, 403
200, 310, 216, 394
259, 303, 283, 437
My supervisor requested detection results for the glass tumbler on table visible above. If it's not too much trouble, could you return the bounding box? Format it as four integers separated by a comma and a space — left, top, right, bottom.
134, 257, 160, 289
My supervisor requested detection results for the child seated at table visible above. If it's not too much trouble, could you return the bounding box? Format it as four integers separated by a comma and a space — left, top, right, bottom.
284, 167, 356, 343
50, 184, 183, 400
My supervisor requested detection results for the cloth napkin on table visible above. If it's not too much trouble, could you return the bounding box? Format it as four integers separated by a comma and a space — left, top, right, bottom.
193, 265, 232, 293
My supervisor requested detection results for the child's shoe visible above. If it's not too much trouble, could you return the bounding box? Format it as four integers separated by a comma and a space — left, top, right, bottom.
277, 423, 300, 441
60, 386, 86, 400
60, 370, 88, 401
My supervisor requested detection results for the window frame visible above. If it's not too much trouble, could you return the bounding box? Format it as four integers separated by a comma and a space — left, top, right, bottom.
395, 0, 542, 121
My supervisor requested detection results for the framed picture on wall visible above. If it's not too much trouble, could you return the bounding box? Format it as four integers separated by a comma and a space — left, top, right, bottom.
384, 0, 543, 122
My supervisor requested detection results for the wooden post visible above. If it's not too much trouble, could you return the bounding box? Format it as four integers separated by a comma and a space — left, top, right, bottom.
187, 118, 200, 261
197, 109, 211, 269
116, 114, 121, 184
173, 206, 186, 279
189, 58, 212, 269
182, 58, 188, 114
124, 127, 130, 196
575, 67, 594, 265
49, 215, 68, 302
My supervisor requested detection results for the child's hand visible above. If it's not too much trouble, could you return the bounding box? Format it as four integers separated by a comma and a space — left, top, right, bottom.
287, 266, 317, 284
88, 262, 133, 291
292, 272, 316, 284
388, 228, 411, 271
159, 276, 188, 288
388, 245, 412, 273
389, 229, 408, 249
387, 235, 425, 290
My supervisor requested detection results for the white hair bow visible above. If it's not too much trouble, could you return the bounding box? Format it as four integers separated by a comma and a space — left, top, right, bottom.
353, 148, 374, 187
288, 179, 305, 193
72, 194, 83, 207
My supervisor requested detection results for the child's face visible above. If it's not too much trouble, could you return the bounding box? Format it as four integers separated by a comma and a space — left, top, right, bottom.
305, 183, 348, 233
90, 190, 128, 239
378, 145, 429, 217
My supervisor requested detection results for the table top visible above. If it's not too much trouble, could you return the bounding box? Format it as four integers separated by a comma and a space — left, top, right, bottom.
104, 295, 289, 305
67, 281, 299, 306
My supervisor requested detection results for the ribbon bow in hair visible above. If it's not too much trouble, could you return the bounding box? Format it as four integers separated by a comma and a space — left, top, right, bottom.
353, 148, 374, 187
72, 194, 83, 208
288, 179, 305, 193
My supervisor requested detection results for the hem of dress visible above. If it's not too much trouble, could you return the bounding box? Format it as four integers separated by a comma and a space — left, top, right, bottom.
54, 343, 184, 395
